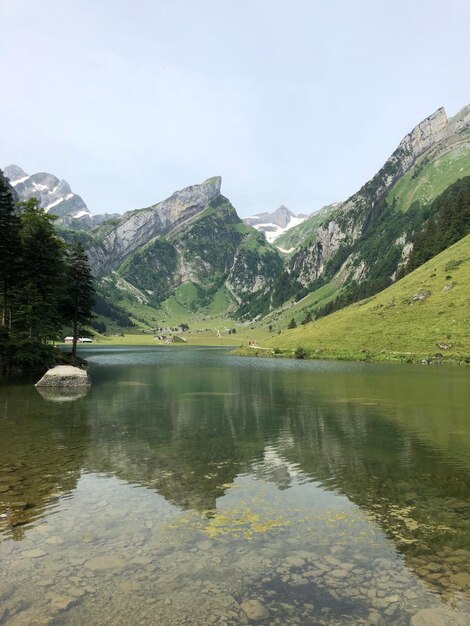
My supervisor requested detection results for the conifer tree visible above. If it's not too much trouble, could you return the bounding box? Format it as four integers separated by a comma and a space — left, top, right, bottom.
0, 170, 20, 328
288, 317, 297, 329
17, 199, 66, 345
63, 243, 95, 357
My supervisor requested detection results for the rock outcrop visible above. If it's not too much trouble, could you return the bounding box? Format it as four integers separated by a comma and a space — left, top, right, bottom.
35, 365, 92, 387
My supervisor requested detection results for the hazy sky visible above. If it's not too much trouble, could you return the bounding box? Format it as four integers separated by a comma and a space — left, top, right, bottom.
1, 0, 469, 217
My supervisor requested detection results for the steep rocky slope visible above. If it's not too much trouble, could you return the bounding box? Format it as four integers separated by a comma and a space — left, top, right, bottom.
275, 105, 470, 301
88, 176, 224, 275
90, 177, 283, 316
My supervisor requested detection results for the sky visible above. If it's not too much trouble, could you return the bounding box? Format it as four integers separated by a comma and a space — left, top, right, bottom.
1, 0, 470, 218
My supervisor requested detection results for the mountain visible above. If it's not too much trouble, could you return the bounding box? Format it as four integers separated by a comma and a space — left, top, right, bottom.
3, 164, 118, 228
88, 176, 223, 274
274, 203, 340, 253
270, 105, 470, 307
243, 205, 309, 244
87, 177, 284, 318
263, 233, 470, 362
5, 103, 470, 328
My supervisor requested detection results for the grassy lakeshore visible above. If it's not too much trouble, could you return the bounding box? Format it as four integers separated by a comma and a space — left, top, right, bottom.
236, 235, 470, 365
67, 235, 470, 364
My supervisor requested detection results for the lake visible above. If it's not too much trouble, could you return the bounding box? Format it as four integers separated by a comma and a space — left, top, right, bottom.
0, 346, 469, 625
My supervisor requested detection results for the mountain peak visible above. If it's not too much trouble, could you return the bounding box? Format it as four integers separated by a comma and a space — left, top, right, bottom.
397, 107, 449, 158
243, 206, 308, 243
272, 205, 295, 221
89, 176, 225, 275
4, 164, 29, 184
204, 175, 222, 190
152, 176, 222, 219
3, 163, 93, 226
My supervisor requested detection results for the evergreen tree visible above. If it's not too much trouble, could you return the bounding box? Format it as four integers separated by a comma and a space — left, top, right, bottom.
62, 243, 95, 356
16, 199, 66, 345
0, 170, 20, 329
406, 176, 470, 273
0, 191, 97, 375
287, 317, 297, 329
301, 310, 313, 325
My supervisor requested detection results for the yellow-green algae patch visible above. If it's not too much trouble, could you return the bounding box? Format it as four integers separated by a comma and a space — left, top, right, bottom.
162, 504, 291, 541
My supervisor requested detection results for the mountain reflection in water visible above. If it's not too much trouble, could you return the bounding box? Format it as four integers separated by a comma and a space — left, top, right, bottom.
0, 347, 468, 625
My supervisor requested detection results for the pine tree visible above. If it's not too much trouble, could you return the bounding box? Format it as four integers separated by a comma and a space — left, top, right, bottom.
287, 317, 297, 329
0, 170, 20, 329
63, 243, 95, 357
16, 199, 66, 345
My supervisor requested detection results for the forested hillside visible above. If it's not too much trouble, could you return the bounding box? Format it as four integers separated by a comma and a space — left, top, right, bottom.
0, 171, 94, 373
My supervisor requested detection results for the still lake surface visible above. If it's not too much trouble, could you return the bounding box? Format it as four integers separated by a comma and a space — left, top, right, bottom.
0, 346, 469, 625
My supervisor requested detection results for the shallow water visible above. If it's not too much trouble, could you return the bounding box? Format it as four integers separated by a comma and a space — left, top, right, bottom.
0, 347, 469, 625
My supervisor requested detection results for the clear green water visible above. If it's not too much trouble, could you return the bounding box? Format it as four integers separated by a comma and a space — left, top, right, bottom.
0, 347, 469, 625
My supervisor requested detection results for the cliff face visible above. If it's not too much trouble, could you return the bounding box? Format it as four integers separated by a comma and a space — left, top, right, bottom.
286, 105, 470, 289
92, 179, 283, 315
89, 177, 223, 275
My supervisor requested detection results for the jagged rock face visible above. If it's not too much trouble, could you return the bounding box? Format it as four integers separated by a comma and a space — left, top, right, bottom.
226, 233, 284, 300
287, 105, 470, 287
3, 164, 93, 227
289, 221, 346, 287
244, 205, 308, 243
115, 193, 283, 309
3, 164, 119, 229
89, 177, 223, 276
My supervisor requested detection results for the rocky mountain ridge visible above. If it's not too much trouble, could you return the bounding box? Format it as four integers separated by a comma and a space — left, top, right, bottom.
87, 177, 284, 317
283, 105, 470, 291
3, 164, 118, 228
4, 103, 470, 324
88, 176, 223, 275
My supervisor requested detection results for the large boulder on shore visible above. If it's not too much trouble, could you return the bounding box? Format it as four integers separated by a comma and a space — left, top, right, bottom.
35, 365, 92, 387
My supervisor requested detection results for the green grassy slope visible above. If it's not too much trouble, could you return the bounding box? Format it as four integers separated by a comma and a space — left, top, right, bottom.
387, 128, 470, 213
260, 234, 470, 363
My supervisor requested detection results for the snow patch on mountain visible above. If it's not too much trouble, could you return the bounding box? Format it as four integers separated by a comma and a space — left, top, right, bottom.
243, 205, 309, 243
4, 164, 93, 225
3, 164, 119, 229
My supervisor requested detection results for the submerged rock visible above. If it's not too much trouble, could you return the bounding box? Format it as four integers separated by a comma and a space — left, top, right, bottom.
240, 599, 269, 621
35, 365, 91, 387
36, 385, 90, 402
85, 555, 124, 571
410, 607, 469, 626
22, 548, 47, 558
